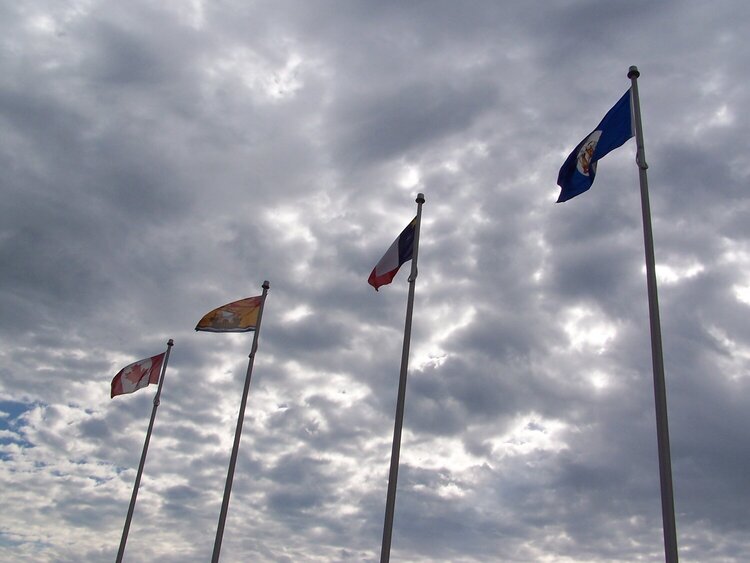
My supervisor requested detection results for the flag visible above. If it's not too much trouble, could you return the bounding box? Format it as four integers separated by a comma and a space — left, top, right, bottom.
195, 296, 263, 332
557, 89, 634, 202
368, 217, 416, 291
111, 353, 166, 399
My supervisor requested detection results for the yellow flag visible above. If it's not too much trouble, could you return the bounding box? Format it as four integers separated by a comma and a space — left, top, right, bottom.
195, 296, 263, 333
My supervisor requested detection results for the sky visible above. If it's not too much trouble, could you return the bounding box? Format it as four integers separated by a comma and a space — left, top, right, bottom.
1, 1, 750, 561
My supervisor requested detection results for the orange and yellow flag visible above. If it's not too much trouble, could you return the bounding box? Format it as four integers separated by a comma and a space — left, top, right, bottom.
195, 296, 263, 333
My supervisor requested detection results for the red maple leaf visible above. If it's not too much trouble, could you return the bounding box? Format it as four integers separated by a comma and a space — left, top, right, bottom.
124, 361, 149, 385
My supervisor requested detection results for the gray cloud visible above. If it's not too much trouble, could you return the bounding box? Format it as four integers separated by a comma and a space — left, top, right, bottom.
2, 1, 750, 561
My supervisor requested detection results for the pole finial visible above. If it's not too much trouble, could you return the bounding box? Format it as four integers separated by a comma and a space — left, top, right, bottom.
416, 193, 425, 204
167, 338, 174, 346
628, 65, 640, 79
262, 280, 270, 290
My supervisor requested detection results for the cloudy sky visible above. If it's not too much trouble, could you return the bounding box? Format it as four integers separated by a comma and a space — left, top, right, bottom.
2, 1, 750, 561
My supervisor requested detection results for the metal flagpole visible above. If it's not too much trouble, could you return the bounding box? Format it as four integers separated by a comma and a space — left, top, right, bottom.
211, 280, 270, 563
380, 193, 425, 563
116, 338, 174, 563
628, 65, 679, 563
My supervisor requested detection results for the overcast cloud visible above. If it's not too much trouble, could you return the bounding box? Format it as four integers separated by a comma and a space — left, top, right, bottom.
2, 1, 750, 561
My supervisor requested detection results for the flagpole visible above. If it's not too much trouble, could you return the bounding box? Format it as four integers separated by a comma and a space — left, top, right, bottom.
211, 280, 270, 563
380, 193, 425, 563
628, 66, 679, 563
116, 338, 174, 563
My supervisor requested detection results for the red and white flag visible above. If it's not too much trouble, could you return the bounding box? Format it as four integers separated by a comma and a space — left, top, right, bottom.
111, 353, 166, 399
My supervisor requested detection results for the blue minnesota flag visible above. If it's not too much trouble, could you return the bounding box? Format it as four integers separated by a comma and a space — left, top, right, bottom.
557, 89, 634, 202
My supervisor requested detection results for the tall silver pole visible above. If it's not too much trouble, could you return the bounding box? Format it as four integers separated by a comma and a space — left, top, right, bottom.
628, 66, 679, 563
211, 281, 270, 563
380, 193, 425, 563
116, 338, 174, 563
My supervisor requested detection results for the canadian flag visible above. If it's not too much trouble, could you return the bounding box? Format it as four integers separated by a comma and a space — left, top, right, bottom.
111, 352, 166, 399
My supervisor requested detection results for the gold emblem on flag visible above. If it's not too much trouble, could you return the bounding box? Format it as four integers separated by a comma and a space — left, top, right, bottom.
576, 130, 601, 176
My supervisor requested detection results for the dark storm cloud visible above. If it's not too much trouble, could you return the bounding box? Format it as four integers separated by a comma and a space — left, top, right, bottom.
331, 78, 498, 167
